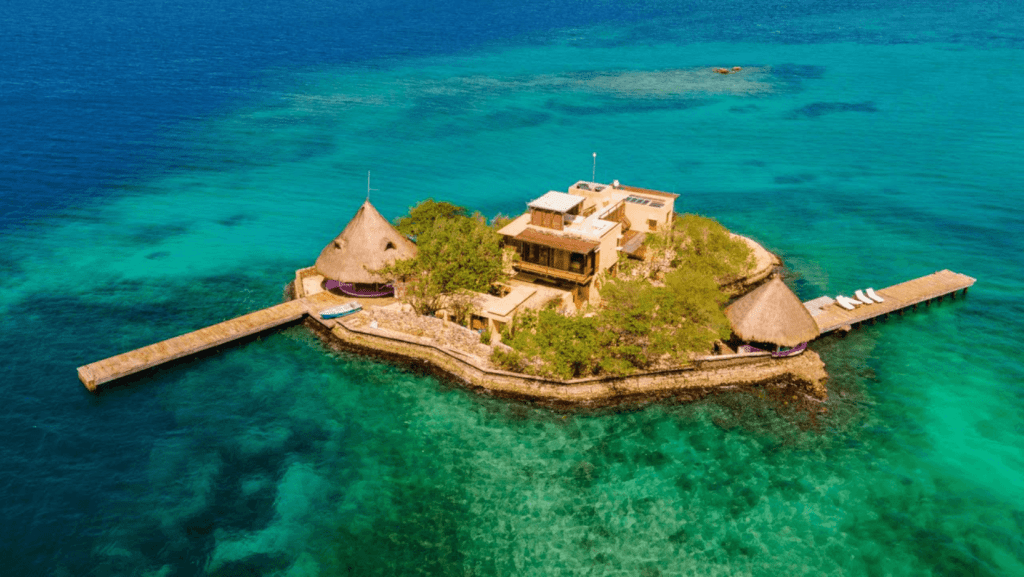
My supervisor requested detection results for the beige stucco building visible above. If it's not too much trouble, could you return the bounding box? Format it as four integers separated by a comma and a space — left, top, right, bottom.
497, 180, 678, 306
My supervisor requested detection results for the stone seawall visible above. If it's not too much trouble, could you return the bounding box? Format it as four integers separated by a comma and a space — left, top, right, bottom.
303, 315, 828, 409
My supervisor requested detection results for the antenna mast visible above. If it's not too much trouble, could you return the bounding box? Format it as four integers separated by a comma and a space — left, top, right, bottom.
592, 152, 597, 182
367, 171, 377, 201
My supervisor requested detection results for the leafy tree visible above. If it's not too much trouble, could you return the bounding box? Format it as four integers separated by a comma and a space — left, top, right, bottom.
393, 199, 469, 239
381, 209, 506, 315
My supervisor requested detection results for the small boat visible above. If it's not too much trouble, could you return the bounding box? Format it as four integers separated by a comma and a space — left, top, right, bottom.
319, 301, 362, 319
738, 342, 808, 357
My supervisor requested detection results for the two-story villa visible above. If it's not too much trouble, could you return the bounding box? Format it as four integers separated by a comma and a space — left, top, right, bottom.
497, 180, 678, 305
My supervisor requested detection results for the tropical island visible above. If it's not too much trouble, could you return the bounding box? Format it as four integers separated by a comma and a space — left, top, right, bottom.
287, 180, 831, 407
78, 178, 974, 405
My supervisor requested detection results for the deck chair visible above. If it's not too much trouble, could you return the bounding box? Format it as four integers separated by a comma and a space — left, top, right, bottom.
854, 290, 874, 305
866, 288, 885, 303
836, 296, 857, 310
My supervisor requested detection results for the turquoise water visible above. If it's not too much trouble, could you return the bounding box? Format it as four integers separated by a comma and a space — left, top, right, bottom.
2, 1, 1023, 575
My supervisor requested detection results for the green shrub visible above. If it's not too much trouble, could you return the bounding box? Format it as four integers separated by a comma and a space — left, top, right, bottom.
491, 348, 525, 372
671, 214, 754, 282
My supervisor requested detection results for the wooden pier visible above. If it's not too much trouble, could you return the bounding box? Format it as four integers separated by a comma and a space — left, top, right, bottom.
807, 269, 976, 335
77, 291, 340, 391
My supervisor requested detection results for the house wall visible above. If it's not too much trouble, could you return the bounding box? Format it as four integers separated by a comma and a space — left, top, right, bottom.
595, 222, 623, 272
530, 208, 563, 231
569, 184, 617, 216
623, 198, 675, 232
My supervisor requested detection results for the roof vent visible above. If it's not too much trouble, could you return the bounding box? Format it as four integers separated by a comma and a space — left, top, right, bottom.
612, 179, 620, 188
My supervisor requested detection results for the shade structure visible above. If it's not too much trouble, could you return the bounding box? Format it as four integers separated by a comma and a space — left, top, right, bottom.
314, 200, 417, 284
724, 276, 820, 347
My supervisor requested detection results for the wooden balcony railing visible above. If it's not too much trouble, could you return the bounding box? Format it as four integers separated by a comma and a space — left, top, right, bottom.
513, 261, 593, 284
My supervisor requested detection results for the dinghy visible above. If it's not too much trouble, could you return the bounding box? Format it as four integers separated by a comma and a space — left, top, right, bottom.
319, 301, 362, 319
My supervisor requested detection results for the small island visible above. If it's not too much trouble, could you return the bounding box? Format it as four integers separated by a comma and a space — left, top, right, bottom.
288, 180, 830, 408
78, 178, 974, 406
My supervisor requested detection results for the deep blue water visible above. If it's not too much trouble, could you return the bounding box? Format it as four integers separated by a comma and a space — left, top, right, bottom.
2, 1, 1023, 575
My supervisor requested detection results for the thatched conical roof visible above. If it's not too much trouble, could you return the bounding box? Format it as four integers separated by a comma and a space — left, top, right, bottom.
314, 200, 417, 283
724, 276, 819, 347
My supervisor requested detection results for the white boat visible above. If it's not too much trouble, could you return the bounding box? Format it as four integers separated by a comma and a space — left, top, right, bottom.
319, 301, 362, 319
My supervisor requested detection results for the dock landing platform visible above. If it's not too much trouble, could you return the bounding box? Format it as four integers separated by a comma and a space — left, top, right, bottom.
806, 269, 976, 335
77, 291, 339, 391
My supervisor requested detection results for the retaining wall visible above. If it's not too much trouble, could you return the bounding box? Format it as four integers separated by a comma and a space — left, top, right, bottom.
305, 315, 828, 409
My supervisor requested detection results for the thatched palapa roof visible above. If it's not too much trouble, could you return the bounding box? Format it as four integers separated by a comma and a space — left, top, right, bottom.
314, 200, 417, 284
724, 276, 819, 347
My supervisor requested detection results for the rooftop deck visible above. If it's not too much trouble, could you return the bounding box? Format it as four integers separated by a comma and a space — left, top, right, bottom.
77, 291, 340, 391
808, 269, 976, 334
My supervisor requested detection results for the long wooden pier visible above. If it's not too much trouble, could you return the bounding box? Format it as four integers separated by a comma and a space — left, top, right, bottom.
77, 291, 340, 391
806, 269, 976, 335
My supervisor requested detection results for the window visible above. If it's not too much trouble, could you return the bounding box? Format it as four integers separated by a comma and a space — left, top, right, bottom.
524, 243, 540, 263
569, 252, 586, 273
648, 219, 658, 231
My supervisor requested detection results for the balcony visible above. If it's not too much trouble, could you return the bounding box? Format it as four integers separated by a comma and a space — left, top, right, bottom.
513, 261, 593, 284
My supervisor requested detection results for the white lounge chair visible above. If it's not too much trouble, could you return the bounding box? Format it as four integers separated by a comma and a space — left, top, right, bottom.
854, 290, 874, 305
835, 296, 857, 310
866, 288, 885, 303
